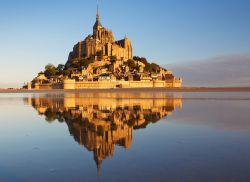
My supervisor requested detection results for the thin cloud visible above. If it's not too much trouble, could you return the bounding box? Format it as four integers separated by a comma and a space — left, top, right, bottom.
165, 53, 250, 87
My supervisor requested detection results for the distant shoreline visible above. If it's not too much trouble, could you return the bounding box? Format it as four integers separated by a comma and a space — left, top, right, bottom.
0, 87, 250, 93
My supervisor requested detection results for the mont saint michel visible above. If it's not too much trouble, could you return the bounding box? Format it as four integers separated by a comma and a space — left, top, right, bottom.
27, 6, 182, 90
1, 1, 250, 181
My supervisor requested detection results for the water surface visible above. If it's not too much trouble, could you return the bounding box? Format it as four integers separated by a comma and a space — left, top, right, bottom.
0, 92, 250, 182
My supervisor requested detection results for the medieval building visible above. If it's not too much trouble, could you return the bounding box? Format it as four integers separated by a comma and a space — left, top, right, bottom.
67, 7, 133, 64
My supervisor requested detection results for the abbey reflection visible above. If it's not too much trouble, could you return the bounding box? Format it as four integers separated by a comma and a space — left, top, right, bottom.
25, 93, 182, 173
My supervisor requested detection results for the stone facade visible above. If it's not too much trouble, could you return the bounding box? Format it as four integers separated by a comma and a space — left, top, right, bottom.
67, 11, 132, 65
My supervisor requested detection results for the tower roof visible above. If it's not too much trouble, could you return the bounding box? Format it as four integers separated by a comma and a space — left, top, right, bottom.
94, 0, 102, 28
94, 18, 102, 28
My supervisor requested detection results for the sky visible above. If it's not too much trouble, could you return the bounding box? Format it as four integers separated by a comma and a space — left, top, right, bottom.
0, 0, 250, 87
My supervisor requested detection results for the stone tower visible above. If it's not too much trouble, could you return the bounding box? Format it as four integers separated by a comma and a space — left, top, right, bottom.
93, 4, 114, 44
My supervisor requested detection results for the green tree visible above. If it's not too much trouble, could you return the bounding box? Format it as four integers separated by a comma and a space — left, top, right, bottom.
62, 70, 71, 77
57, 64, 65, 71
45, 63, 55, 70
38, 71, 44, 75
145, 64, 153, 72
44, 64, 57, 77
127, 59, 136, 69
151, 63, 160, 73
133, 56, 149, 65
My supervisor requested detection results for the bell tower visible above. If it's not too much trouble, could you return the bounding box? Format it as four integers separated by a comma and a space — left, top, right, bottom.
93, 0, 102, 39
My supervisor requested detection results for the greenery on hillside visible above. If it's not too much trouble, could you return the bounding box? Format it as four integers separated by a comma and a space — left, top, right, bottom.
133, 56, 163, 73
41, 55, 165, 78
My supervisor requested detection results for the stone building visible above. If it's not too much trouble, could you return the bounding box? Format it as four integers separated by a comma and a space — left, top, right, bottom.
67, 8, 133, 65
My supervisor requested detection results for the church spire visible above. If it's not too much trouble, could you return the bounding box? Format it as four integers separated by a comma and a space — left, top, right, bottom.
94, 0, 102, 29
96, 0, 100, 21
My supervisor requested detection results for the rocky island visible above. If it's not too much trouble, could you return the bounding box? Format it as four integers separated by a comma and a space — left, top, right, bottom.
27, 5, 182, 90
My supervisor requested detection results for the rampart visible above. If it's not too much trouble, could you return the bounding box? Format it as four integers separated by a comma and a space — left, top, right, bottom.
63, 79, 182, 89
32, 80, 182, 90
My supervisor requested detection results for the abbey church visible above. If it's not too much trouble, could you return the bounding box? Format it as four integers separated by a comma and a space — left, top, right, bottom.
67, 8, 133, 63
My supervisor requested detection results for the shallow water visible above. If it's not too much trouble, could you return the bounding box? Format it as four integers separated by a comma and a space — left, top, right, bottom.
0, 92, 250, 182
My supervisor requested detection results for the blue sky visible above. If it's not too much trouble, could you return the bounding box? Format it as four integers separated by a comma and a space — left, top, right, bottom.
0, 0, 250, 87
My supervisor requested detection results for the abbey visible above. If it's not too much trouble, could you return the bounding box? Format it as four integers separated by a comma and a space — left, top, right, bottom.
28, 3, 182, 90
67, 9, 133, 63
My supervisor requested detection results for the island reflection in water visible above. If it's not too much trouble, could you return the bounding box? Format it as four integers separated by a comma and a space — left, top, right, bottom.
24, 93, 182, 174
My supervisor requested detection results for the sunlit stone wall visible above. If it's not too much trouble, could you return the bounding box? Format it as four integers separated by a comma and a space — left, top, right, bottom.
61, 80, 182, 89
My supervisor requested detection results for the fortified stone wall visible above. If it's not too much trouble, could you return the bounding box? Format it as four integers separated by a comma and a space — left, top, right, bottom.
62, 80, 182, 89
166, 79, 182, 88
120, 81, 154, 88
76, 81, 116, 89
32, 79, 182, 90
33, 83, 63, 90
